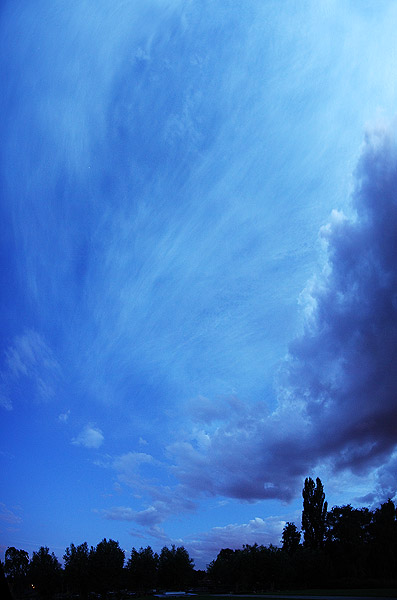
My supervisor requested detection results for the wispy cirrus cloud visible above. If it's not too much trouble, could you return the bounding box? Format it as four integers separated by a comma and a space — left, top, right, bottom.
0, 503, 22, 525
0, 330, 61, 410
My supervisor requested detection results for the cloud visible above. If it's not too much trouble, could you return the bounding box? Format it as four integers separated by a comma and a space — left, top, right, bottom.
100, 450, 197, 526
0, 389, 12, 411
99, 506, 137, 521
164, 126, 397, 504
167, 400, 307, 502
103, 493, 196, 527
72, 424, 104, 449
364, 450, 397, 505
58, 410, 70, 423
0, 503, 22, 525
112, 451, 155, 486
284, 126, 397, 470
100, 492, 197, 528
0, 330, 61, 409
100, 504, 170, 527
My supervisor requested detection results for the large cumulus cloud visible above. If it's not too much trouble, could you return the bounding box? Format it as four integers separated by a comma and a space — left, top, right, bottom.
168, 127, 397, 503
287, 128, 397, 471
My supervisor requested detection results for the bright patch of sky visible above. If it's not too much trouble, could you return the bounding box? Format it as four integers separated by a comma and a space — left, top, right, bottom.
1, 0, 397, 568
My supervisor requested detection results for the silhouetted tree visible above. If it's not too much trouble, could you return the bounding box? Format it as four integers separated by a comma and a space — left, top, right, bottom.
127, 545, 158, 592
63, 541, 90, 598
240, 544, 284, 591
302, 477, 327, 549
237, 544, 264, 590
4, 546, 29, 595
89, 538, 125, 595
325, 504, 372, 580
28, 546, 62, 599
207, 548, 237, 590
369, 499, 397, 579
157, 545, 194, 590
0, 561, 13, 600
208, 545, 285, 592
282, 522, 301, 555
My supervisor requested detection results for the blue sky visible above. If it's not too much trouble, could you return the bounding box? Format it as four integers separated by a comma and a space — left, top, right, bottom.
1, 0, 397, 569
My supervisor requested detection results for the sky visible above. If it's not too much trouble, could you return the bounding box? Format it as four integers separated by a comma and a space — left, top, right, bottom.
1, 0, 397, 570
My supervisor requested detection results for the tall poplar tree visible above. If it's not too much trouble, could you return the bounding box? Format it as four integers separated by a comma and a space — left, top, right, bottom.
302, 477, 328, 549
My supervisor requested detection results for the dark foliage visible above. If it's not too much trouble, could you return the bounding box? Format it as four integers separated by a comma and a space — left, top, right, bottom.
63, 541, 90, 598
126, 545, 158, 592
4, 546, 29, 596
28, 546, 62, 599
89, 538, 125, 594
0, 560, 14, 600
157, 544, 195, 590
302, 476, 328, 549
282, 522, 301, 555
207, 543, 287, 591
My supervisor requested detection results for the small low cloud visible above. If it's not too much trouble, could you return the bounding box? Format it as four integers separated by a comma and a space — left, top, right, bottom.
100, 504, 172, 527
100, 492, 196, 528
72, 424, 104, 449
112, 451, 155, 484
58, 410, 70, 423
99, 506, 136, 521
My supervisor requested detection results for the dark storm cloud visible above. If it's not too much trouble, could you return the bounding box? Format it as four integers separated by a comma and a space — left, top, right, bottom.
168, 128, 397, 503
286, 128, 397, 471
167, 398, 310, 502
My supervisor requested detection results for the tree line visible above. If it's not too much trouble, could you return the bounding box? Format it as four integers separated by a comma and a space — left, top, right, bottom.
3, 478, 397, 598
3, 541, 196, 599
209, 478, 397, 591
